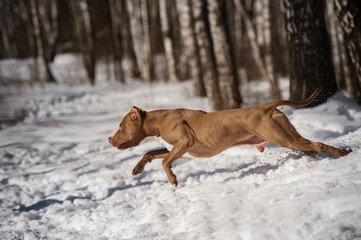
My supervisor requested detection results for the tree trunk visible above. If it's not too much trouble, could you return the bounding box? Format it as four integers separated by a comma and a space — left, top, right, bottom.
270, 0, 288, 76
238, 2, 278, 98
261, 0, 281, 99
222, 1, 243, 105
159, 0, 179, 83
208, 0, 241, 109
23, 0, 39, 82
192, 0, 223, 110
325, 0, 343, 88
140, 0, 154, 82
127, 0, 143, 80
284, 0, 338, 105
29, 0, 56, 83
69, 0, 96, 85
109, 0, 125, 83
121, 0, 140, 78
232, 0, 242, 73
37, 0, 58, 62
333, 0, 361, 104
127, 0, 154, 82
168, 1, 187, 80
254, 0, 264, 49
176, 0, 207, 96
335, 12, 353, 93
0, 0, 18, 58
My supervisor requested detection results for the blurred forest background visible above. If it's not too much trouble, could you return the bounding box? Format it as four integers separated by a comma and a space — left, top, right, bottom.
0, 0, 361, 110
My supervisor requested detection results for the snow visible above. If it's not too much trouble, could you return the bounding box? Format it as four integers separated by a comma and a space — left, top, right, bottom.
1, 56, 361, 240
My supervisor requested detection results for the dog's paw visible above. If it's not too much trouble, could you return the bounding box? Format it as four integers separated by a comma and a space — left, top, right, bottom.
170, 179, 178, 188
132, 164, 144, 175
168, 174, 178, 188
340, 148, 352, 156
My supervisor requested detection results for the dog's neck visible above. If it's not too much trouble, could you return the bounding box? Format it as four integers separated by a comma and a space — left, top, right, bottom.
142, 110, 161, 137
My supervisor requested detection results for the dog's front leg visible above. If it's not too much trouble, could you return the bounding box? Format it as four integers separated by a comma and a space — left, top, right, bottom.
162, 121, 196, 187
162, 139, 194, 187
132, 148, 169, 175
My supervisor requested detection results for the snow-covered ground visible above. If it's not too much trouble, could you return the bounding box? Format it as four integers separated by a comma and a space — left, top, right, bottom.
1, 56, 361, 239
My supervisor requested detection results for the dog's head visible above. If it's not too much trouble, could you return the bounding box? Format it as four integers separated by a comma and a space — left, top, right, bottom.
108, 106, 147, 150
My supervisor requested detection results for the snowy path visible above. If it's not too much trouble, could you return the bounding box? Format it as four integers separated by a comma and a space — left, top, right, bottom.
1, 80, 361, 240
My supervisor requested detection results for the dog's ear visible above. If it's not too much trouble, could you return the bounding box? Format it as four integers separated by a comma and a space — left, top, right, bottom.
130, 106, 145, 120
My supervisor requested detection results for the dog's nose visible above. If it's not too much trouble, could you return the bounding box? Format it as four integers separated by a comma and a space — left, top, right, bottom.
108, 137, 112, 144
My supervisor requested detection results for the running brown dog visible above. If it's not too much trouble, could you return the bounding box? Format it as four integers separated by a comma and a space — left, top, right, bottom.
108, 88, 351, 187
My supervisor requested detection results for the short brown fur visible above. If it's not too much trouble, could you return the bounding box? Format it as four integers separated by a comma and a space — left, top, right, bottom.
108, 88, 351, 187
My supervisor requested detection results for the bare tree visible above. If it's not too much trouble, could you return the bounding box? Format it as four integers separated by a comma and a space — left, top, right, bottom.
0, 0, 19, 58
29, 0, 56, 83
159, 0, 179, 83
140, 0, 154, 81
176, 0, 206, 96
260, 0, 281, 99
109, 0, 125, 83
165, 1, 186, 80
333, 0, 361, 103
208, 0, 242, 109
325, 1, 343, 87
22, 0, 39, 82
126, 0, 143, 80
127, 0, 154, 82
120, 0, 140, 78
69, 0, 96, 85
232, 0, 242, 73
270, 0, 288, 77
37, 0, 58, 62
284, 0, 338, 105
192, 0, 223, 110
237, 1, 280, 99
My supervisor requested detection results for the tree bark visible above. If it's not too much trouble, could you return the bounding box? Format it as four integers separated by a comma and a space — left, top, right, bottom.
0, 0, 18, 58
192, 0, 223, 110
232, 0, 242, 73
22, 0, 39, 82
127, 0, 143, 80
284, 0, 338, 105
168, 1, 187, 80
176, 0, 207, 96
270, 0, 288, 76
262, 0, 281, 99
238, 2, 279, 98
159, 0, 179, 83
208, 0, 241, 109
29, 0, 56, 83
222, 0, 243, 105
325, 0, 343, 88
121, 0, 140, 78
127, 0, 154, 82
69, 0, 96, 85
140, 0, 154, 82
109, 0, 125, 83
333, 0, 361, 103
37, 0, 58, 62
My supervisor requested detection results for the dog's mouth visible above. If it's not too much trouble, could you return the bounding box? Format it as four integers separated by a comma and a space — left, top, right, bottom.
117, 140, 133, 150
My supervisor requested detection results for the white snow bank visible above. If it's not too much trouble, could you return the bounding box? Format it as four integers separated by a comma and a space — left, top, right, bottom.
1, 61, 361, 239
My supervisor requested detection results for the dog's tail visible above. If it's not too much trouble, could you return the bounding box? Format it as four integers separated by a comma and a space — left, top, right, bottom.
264, 87, 322, 109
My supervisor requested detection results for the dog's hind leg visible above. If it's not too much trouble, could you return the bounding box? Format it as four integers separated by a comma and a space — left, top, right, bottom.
256, 109, 351, 157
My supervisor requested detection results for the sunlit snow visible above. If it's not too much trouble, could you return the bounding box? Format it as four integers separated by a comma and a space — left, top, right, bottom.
1, 55, 361, 240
